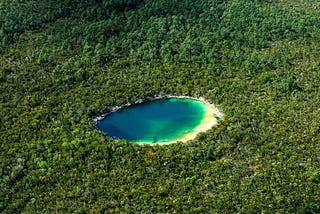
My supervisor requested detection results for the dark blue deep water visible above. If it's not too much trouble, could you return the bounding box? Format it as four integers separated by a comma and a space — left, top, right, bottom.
96, 98, 207, 144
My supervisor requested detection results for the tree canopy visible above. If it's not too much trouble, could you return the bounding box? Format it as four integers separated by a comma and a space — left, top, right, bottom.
1, 0, 320, 212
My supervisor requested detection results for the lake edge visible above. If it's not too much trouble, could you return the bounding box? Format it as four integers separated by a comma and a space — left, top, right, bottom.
93, 95, 224, 145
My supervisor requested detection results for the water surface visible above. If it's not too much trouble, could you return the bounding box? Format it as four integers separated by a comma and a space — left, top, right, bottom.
97, 98, 210, 144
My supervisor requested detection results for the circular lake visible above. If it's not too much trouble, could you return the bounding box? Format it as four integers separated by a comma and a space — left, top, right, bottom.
96, 98, 221, 145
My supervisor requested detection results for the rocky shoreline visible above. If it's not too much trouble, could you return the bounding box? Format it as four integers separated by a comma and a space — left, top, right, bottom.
93, 95, 223, 124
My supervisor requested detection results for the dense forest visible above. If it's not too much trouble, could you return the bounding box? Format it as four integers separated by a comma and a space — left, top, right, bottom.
1, 0, 320, 212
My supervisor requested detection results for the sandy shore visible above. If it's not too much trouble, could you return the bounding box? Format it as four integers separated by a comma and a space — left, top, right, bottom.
137, 99, 223, 146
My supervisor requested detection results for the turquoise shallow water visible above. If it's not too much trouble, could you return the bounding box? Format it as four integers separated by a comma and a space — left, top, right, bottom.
96, 98, 207, 144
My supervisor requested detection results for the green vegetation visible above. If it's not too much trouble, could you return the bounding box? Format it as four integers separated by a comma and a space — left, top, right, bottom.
1, 0, 320, 212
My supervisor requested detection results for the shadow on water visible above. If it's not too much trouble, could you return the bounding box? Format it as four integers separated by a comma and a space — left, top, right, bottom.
152, 128, 167, 143
152, 135, 158, 143
152, 126, 180, 143
102, 124, 134, 141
